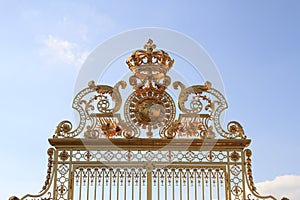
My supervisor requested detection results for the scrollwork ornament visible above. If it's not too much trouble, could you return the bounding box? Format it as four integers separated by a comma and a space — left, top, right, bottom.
54, 81, 126, 138
165, 120, 181, 139
55, 120, 73, 138
111, 80, 127, 113
118, 121, 135, 139
173, 81, 212, 114
227, 121, 245, 139
54, 85, 94, 138
129, 75, 145, 91
173, 80, 246, 139
153, 74, 171, 91
84, 126, 100, 138
208, 88, 246, 139
123, 129, 136, 139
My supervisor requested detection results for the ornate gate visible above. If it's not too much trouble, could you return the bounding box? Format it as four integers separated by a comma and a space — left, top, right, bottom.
10, 40, 279, 200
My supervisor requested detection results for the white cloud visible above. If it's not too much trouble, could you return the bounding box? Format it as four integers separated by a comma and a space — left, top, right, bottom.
39, 35, 89, 67
256, 175, 300, 199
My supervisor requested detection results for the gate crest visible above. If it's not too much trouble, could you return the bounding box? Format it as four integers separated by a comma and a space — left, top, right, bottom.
10, 40, 282, 200
55, 39, 244, 140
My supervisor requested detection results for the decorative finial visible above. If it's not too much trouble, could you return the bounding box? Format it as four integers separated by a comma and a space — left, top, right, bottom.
144, 38, 156, 52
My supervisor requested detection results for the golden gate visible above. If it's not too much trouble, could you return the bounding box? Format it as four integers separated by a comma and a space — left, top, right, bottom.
10, 39, 279, 200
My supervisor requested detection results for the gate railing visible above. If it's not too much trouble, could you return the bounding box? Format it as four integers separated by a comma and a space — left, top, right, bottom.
10, 138, 279, 200
71, 164, 227, 200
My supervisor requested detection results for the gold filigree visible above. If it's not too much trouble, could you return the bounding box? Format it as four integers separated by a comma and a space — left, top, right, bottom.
88, 80, 126, 113
54, 81, 126, 138
175, 114, 212, 139
173, 81, 212, 114
173, 81, 246, 139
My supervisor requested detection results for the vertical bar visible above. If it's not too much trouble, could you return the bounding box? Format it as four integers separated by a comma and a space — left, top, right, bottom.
87, 170, 90, 200
110, 169, 112, 200
194, 170, 197, 200
217, 170, 220, 200
124, 170, 127, 200
187, 170, 190, 200
79, 169, 83, 200
94, 170, 97, 200
241, 151, 246, 200
132, 169, 134, 200
117, 169, 119, 200
147, 169, 152, 200
68, 171, 74, 200
209, 170, 212, 200
52, 151, 58, 199
157, 170, 160, 200
172, 170, 175, 200
226, 151, 231, 200
165, 169, 167, 200
180, 170, 182, 200
201, 170, 205, 200
102, 169, 105, 200
139, 169, 142, 200
68, 150, 73, 200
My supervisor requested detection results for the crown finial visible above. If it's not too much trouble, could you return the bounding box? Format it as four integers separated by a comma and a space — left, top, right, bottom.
144, 39, 156, 52
125, 40, 174, 92
126, 39, 174, 71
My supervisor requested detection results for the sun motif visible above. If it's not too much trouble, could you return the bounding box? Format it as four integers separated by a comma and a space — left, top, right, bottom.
125, 90, 175, 136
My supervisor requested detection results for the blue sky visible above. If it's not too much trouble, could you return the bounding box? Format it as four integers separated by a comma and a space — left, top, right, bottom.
0, 0, 299, 199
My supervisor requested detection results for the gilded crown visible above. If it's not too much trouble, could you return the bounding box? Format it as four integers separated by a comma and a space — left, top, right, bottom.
126, 39, 174, 73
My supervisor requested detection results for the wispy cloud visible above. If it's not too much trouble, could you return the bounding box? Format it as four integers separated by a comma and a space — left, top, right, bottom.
256, 175, 300, 199
39, 35, 89, 68
60, 13, 115, 42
